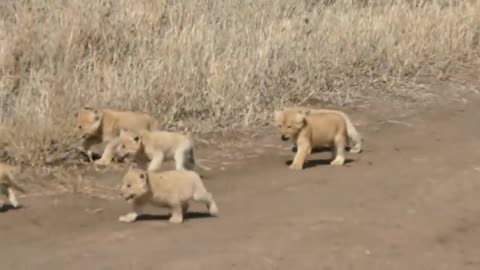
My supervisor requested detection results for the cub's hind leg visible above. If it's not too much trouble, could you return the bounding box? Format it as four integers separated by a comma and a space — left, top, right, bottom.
193, 188, 219, 216
330, 135, 346, 166
174, 148, 188, 171
175, 143, 195, 171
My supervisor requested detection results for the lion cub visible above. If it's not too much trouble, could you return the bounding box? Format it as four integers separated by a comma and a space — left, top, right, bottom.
117, 128, 210, 172
119, 164, 219, 224
75, 107, 160, 166
283, 106, 362, 153
274, 109, 348, 170
0, 162, 25, 210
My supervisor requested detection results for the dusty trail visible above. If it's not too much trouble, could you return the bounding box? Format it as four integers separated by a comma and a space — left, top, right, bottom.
1, 98, 480, 270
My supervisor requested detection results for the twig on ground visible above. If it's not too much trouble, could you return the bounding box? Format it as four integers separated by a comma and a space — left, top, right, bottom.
383, 120, 413, 127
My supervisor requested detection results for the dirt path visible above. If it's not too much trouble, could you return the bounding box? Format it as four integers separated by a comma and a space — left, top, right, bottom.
1, 98, 480, 270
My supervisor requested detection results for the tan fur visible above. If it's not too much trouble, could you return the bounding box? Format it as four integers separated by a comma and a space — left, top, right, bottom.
283, 106, 362, 153
119, 164, 218, 224
274, 109, 348, 170
0, 162, 25, 210
117, 128, 210, 172
75, 107, 161, 166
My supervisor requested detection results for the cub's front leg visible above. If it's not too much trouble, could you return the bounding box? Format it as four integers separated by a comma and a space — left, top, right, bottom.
0, 187, 7, 209
168, 204, 184, 224
95, 137, 121, 166
289, 141, 311, 170
119, 201, 145, 223
147, 152, 165, 172
7, 188, 20, 208
79, 137, 98, 163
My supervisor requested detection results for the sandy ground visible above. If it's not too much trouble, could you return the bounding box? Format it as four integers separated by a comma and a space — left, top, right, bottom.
1, 95, 480, 270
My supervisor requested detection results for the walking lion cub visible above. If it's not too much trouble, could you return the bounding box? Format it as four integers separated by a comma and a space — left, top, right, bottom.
75, 107, 160, 166
282, 106, 362, 153
119, 164, 219, 224
0, 162, 25, 210
116, 128, 210, 172
274, 109, 349, 170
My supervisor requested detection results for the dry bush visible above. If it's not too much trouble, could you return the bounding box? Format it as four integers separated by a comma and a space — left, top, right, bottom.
0, 0, 479, 164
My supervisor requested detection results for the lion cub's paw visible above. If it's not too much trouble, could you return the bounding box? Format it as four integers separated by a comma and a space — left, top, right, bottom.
209, 203, 219, 216
330, 158, 345, 166
169, 215, 184, 224
349, 147, 362, 154
94, 159, 111, 166
85, 150, 95, 163
289, 163, 304, 170
0, 201, 21, 210
10, 201, 21, 209
119, 213, 138, 223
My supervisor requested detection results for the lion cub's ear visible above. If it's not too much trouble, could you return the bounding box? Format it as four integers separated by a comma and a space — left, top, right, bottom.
273, 110, 284, 122
295, 110, 308, 124
298, 109, 311, 116
138, 171, 149, 186
90, 109, 101, 121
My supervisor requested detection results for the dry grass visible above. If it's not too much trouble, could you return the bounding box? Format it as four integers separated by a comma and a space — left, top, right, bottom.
0, 0, 479, 165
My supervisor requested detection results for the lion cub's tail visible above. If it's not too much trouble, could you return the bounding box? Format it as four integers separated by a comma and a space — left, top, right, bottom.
338, 112, 362, 153
185, 132, 212, 172
189, 148, 212, 172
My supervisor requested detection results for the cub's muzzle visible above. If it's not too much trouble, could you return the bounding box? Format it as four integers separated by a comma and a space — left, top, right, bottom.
117, 152, 130, 159
124, 194, 135, 201
281, 135, 289, 141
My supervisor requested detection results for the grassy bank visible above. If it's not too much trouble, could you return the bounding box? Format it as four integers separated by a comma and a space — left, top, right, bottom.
0, 0, 479, 164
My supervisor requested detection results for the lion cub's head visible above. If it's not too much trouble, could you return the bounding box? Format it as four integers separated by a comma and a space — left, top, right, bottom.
273, 109, 310, 141
120, 164, 150, 202
75, 107, 102, 139
117, 129, 143, 158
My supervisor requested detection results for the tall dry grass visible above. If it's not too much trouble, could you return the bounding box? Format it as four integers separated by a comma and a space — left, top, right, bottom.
0, 0, 479, 164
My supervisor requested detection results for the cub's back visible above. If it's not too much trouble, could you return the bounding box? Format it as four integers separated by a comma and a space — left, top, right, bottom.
148, 170, 200, 199
305, 113, 346, 142
148, 131, 190, 150
105, 110, 155, 131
